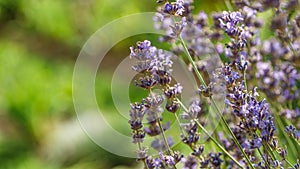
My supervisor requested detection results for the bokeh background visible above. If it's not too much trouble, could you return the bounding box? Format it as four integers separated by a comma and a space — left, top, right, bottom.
0, 0, 246, 169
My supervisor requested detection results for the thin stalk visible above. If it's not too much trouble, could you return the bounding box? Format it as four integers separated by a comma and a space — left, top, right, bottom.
154, 108, 173, 156
155, 110, 178, 169
210, 98, 254, 169
268, 102, 299, 166
179, 35, 207, 87
194, 120, 244, 168
253, 132, 273, 163
178, 58, 198, 89
257, 148, 271, 168
177, 99, 244, 168
137, 141, 142, 150
174, 113, 186, 136
265, 144, 276, 160
239, 54, 248, 92
173, 110, 203, 162
271, 102, 299, 159
287, 39, 297, 57
179, 36, 254, 169
272, 145, 295, 169
149, 90, 172, 155
137, 138, 150, 169
148, 91, 177, 168
224, 0, 233, 11
294, 139, 300, 147
143, 159, 149, 169
285, 159, 295, 169
173, 109, 202, 160
243, 71, 248, 92
269, 144, 295, 169
262, 144, 275, 164
274, 112, 298, 158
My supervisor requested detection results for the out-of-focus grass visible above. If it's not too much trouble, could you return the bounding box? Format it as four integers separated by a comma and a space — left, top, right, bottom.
0, 0, 157, 168
0, 41, 138, 169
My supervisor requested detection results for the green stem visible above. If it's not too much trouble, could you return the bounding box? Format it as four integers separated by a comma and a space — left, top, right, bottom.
174, 112, 186, 136
286, 38, 297, 57
271, 102, 300, 161
179, 35, 207, 87
274, 112, 298, 158
272, 145, 295, 169
210, 98, 254, 168
224, 0, 233, 11
285, 159, 295, 169
177, 99, 244, 168
294, 139, 300, 147
265, 143, 276, 161
155, 110, 173, 155
143, 160, 149, 169
257, 148, 271, 168
156, 110, 178, 169
148, 91, 177, 168
195, 120, 244, 168
173, 109, 202, 159
179, 36, 254, 169
239, 54, 248, 92
243, 71, 248, 92
137, 138, 150, 169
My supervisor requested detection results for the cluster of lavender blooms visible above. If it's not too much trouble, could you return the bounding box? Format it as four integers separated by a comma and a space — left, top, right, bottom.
128, 0, 300, 168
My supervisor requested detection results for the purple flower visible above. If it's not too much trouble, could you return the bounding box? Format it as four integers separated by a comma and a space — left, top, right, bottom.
242, 6, 257, 19
137, 147, 149, 160
195, 11, 208, 28
170, 17, 187, 37
219, 11, 244, 36
182, 155, 198, 169
151, 136, 174, 152
176, 0, 185, 14
181, 98, 202, 120
153, 157, 163, 168
130, 40, 175, 88
261, 39, 287, 58
130, 40, 157, 61
159, 152, 176, 166
163, 0, 185, 16
164, 3, 173, 13
129, 102, 145, 130
128, 1, 300, 168
285, 124, 300, 140
166, 99, 181, 113
164, 83, 183, 98
251, 138, 262, 148
209, 152, 223, 167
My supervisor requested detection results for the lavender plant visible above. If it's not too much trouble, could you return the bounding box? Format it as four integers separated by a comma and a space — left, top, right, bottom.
128, 0, 300, 168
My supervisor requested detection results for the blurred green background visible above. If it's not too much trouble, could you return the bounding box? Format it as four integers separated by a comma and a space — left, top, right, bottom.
0, 0, 234, 169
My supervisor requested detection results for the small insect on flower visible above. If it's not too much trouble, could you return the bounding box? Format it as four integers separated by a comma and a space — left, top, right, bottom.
164, 2, 177, 15
163, 1, 185, 16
